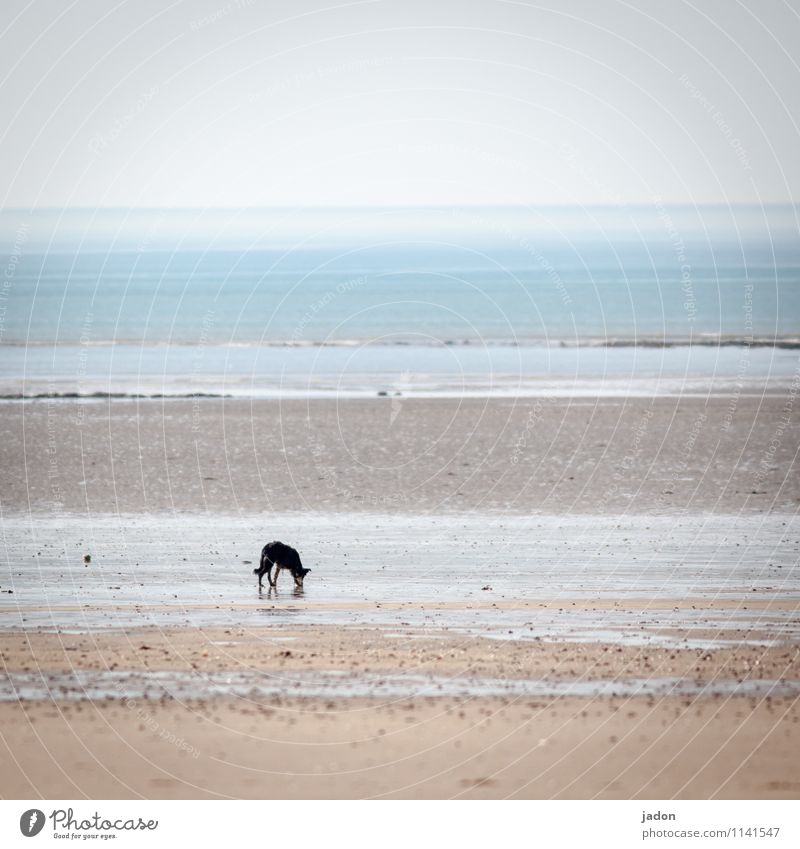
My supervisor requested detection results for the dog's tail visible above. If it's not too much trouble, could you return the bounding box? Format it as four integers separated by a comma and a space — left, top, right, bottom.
252, 567, 259, 575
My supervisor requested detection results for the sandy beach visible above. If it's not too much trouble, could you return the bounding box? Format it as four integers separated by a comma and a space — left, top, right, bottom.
1, 627, 798, 799
1, 395, 799, 798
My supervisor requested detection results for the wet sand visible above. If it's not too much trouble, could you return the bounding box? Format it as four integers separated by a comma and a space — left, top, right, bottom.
2, 627, 798, 687
1, 395, 798, 514
1, 396, 799, 798
2, 512, 798, 643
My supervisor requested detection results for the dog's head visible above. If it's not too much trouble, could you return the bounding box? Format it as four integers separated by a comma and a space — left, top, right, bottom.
293, 567, 311, 588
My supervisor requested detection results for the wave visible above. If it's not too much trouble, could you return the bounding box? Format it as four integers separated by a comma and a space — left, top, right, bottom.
0, 391, 232, 400
2, 335, 799, 349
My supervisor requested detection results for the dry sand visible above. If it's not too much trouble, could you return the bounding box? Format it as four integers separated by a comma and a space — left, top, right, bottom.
1, 628, 798, 799
4, 695, 798, 800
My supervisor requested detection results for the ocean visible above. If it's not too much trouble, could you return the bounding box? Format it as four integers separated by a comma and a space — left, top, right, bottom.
2, 205, 798, 397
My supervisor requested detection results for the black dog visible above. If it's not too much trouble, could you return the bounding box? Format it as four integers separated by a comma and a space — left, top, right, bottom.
254, 541, 310, 589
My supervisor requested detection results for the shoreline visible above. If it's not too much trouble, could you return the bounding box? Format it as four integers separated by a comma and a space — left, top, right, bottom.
3, 342, 798, 401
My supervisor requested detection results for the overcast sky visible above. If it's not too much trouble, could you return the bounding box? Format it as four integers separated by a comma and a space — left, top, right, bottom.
2, 0, 799, 208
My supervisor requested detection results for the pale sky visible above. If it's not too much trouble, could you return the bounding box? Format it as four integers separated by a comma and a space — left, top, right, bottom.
2, 0, 800, 208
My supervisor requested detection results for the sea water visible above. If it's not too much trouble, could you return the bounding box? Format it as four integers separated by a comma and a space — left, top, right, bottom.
2, 205, 798, 397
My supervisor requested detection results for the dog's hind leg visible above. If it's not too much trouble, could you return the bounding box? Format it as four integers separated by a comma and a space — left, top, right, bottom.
258, 550, 275, 589
271, 565, 281, 587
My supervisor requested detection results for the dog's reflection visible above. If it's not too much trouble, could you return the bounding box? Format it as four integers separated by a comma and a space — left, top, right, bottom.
259, 585, 305, 598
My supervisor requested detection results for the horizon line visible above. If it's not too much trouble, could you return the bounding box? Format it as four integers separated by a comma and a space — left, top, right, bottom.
2, 202, 800, 213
